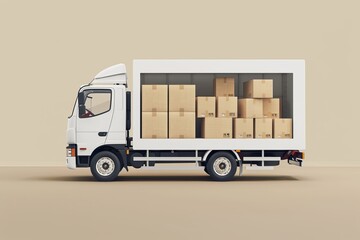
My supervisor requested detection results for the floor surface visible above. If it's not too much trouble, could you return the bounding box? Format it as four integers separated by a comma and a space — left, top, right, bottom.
0, 165, 359, 240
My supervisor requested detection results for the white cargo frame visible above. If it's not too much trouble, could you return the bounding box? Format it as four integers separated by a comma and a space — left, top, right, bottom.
132, 59, 305, 151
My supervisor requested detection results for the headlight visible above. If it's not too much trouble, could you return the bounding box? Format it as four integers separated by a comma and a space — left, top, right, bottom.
66, 147, 76, 157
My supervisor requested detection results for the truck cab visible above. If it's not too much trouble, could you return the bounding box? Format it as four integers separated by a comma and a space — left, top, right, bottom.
67, 64, 130, 176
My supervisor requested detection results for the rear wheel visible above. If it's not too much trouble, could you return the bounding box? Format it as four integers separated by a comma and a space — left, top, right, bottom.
90, 151, 122, 181
206, 152, 237, 181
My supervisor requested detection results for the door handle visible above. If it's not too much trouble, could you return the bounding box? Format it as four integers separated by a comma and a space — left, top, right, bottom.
98, 132, 107, 137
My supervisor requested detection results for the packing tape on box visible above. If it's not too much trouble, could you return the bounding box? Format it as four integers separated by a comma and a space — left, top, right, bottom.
152, 85, 157, 90
152, 108, 157, 112
179, 135, 184, 138
151, 112, 157, 117
179, 111, 184, 117
152, 134, 157, 138
179, 85, 184, 90
179, 108, 184, 113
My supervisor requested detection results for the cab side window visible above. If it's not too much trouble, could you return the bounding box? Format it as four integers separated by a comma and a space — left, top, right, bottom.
79, 90, 111, 118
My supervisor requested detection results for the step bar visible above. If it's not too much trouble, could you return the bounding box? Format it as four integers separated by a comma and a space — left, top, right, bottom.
133, 157, 202, 161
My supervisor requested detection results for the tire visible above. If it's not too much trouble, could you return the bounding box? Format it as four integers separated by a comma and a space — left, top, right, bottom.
90, 151, 123, 181
204, 166, 209, 175
129, 152, 145, 169
206, 152, 237, 181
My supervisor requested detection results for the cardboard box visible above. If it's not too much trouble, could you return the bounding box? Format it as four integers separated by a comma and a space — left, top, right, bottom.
142, 112, 168, 138
263, 98, 280, 118
243, 79, 273, 98
238, 99, 263, 118
233, 118, 253, 138
142, 85, 168, 112
169, 112, 195, 138
254, 118, 272, 138
197, 97, 216, 118
214, 77, 235, 97
217, 96, 238, 118
169, 85, 196, 112
201, 118, 232, 138
273, 118, 293, 138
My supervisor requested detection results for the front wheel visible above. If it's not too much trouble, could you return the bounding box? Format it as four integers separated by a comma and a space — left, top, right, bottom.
90, 151, 122, 181
206, 152, 237, 181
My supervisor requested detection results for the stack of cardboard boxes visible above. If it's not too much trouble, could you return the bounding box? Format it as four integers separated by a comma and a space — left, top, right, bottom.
237, 79, 292, 139
141, 78, 292, 139
169, 85, 196, 138
142, 84, 196, 139
141, 85, 168, 138
201, 78, 237, 138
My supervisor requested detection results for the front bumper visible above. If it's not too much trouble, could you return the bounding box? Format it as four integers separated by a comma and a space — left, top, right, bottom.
66, 157, 76, 169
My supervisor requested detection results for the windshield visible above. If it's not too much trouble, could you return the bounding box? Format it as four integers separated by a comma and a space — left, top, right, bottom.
68, 97, 77, 118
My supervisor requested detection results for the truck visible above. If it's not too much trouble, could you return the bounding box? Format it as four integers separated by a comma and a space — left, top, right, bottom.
66, 59, 305, 181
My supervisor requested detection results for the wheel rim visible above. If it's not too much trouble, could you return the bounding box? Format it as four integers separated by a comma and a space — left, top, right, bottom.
96, 157, 115, 176
213, 157, 231, 176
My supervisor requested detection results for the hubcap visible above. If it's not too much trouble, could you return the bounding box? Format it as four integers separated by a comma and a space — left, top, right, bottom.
96, 157, 115, 176
213, 157, 231, 176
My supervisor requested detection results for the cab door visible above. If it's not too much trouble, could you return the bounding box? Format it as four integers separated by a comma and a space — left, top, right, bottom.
76, 88, 114, 156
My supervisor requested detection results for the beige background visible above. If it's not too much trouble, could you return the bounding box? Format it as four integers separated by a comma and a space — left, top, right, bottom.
0, 0, 359, 166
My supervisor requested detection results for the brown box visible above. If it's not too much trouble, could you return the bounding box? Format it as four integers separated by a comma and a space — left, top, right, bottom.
142, 85, 168, 112
254, 118, 273, 138
142, 112, 168, 138
233, 118, 253, 138
263, 98, 280, 118
243, 79, 273, 98
214, 77, 235, 97
169, 112, 195, 138
201, 118, 232, 138
169, 85, 196, 112
196, 97, 215, 118
217, 96, 238, 118
238, 99, 263, 118
273, 118, 293, 138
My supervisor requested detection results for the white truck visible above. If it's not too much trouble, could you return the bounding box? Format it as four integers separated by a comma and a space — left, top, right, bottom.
66, 60, 305, 181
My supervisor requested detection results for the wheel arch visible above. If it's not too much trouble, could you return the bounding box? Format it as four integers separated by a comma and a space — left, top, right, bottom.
202, 150, 241, 162
90, 144, 128, 170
